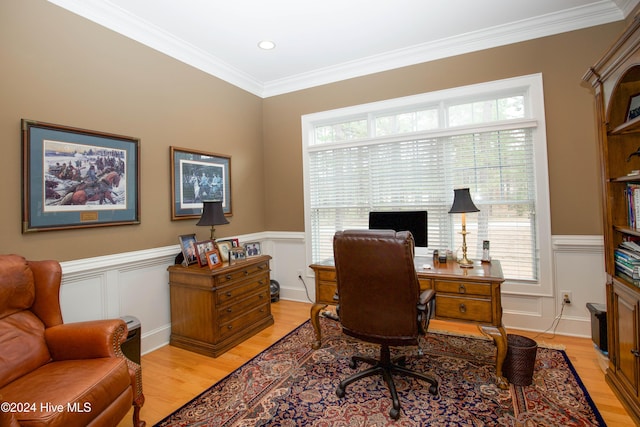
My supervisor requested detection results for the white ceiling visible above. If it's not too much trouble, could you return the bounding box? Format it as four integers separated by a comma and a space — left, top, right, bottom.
49, 0, 639, 97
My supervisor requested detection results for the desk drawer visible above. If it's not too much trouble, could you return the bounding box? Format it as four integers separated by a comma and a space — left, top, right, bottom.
317, 281, 337, 305
419, 278, 433, 291
435, 294, 492, 323
316, 269, 337, 282
435, 280, 491, 296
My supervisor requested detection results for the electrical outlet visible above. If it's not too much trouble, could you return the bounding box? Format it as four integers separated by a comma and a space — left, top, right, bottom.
561, 290, 572, 304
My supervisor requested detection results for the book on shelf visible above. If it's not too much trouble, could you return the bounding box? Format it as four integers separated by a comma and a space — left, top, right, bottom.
621, 240, 640, 253
627, 183, 640, 229
615, 242, 640, 281
616, 270, 640, 287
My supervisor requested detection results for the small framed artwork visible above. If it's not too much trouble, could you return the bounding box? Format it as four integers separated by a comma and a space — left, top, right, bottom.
627, 93, 640, 122
170, 146, 232, 220
206, 249, 223, 270
218, 238, 240, 248
229, 247, 246, 265
244, 241, 261, 257
21, 119, 140, 232
216, 240, 234, 262
194, 239, 216, 267
179, 234, 198, 265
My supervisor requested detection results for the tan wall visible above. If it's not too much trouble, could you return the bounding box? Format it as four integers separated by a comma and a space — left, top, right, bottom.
0, 1, 264, 261
263, 22, 624, 235
0, 1, 627, 262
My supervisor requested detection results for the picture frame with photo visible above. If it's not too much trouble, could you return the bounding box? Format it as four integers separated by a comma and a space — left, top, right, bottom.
217, 238, 240, 248
215, 240, 234, 263
244, 241, 261, 257
627, 92, 640, 122
229, 247, 246, 265
170, 146, 232, 220
205, 249, 223, 270
179, 234, 198, 265
194, 239, 216, 267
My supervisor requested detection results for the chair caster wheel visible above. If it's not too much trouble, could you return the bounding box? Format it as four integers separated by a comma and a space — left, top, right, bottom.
389, 407, 400, 420
336, 386, 345, 398
429, 384, 438, 395
349, 359, 357, 369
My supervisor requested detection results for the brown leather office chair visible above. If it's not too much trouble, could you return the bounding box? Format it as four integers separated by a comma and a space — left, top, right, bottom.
333, 229, 438, 420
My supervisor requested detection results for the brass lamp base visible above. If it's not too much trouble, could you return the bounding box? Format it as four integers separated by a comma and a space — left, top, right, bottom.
457, 256, 474, 268
458, 227, 474, 267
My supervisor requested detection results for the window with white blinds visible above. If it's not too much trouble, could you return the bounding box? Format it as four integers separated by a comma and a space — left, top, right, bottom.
302, 74, 552, 288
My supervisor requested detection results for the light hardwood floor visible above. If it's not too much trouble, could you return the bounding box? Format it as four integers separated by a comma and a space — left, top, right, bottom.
118, 300, 633, 426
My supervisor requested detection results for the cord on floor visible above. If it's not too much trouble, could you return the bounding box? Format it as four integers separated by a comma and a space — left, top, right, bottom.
532, 300, 567, 340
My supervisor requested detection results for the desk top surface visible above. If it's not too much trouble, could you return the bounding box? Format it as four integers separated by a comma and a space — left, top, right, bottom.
311, 256, 504, 282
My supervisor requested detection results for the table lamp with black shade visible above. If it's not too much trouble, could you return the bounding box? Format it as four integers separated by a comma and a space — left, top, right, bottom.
196, 200, 229, 240
448, 188, 480, 267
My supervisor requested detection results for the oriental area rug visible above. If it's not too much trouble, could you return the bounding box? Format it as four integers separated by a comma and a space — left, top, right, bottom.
154, 317, 605, 426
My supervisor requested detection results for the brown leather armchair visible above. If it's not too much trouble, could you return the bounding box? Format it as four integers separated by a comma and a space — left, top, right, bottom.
333, 230, 438, 420
0, 254, 145, 427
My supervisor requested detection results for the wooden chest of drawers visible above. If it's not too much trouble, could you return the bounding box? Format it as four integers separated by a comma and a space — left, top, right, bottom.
168, 255, 274, 357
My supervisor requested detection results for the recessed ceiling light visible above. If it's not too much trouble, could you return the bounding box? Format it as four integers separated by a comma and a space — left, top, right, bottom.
258, 40, 276, 50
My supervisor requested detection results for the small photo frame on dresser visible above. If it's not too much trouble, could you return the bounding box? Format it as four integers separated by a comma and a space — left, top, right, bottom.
229, 247, 246, 265
216, 240, 234, 262
179, 234, 198, 266
244, 241, 261, 257
194, 239, 216, 267
206, 249, 223, 270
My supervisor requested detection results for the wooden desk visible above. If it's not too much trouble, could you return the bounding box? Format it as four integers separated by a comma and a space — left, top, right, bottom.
309, 257, 508, 388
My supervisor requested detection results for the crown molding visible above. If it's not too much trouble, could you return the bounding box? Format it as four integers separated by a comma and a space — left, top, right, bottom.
50, 0, 628, 98
48, 0, 264, 96
262, 2, 625, 96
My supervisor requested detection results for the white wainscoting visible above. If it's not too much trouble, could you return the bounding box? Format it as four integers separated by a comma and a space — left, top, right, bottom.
59, 233, 604, 355
502, 235, 606, 337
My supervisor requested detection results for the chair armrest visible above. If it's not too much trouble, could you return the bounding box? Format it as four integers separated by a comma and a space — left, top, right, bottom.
417, 289, 435, 334
419, 289, 435, 305
45, 319, 127, 361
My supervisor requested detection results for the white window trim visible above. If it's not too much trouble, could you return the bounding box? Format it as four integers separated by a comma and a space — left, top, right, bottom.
301, 73, 553, 297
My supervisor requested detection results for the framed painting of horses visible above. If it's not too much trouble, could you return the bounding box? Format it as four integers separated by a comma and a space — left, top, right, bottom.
170, 146, 232, 220
21, 119, 140, 232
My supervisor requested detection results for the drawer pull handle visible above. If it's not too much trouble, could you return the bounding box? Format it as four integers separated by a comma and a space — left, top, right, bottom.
459, 303, 466, 313
244, 270, 249, 276
260, 308, 265, 313
258, 280, 264, 285
258, 265, 266, 270
259, 294, 264, 299
227, 325, 233, 330
632, 349, 640, 358
226, 292, 232, 297
458, 284, 466, 294
227, 308, 232, 313
225, 274, 232, 280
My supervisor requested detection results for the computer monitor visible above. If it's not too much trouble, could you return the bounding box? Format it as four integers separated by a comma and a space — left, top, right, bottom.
368, 211, 428, 247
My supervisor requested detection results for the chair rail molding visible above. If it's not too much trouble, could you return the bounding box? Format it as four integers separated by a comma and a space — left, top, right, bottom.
57, 233, 604, 355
